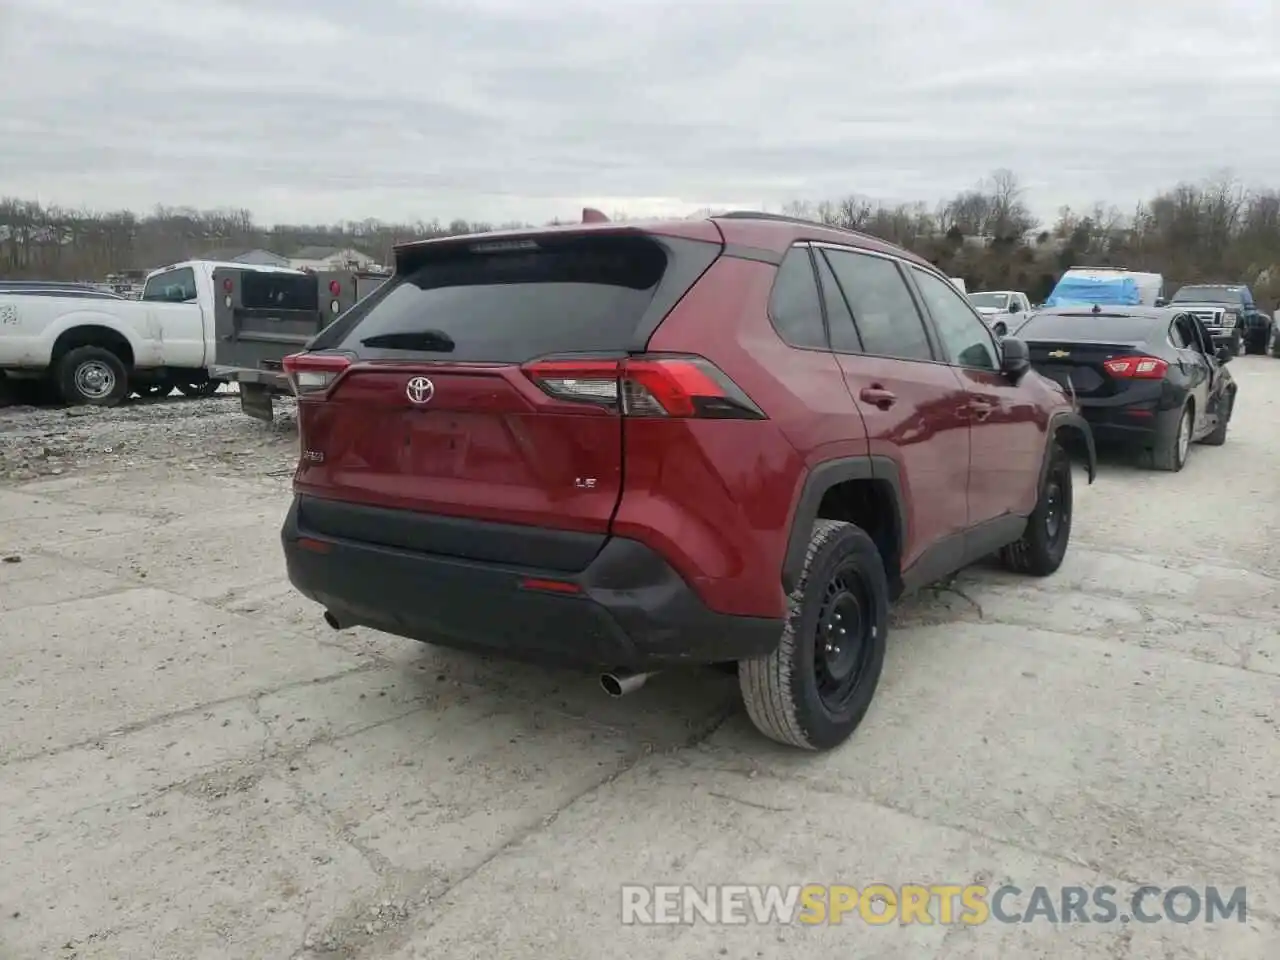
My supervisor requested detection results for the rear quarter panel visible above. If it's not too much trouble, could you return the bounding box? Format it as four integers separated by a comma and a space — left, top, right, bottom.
633, 255, 868, 619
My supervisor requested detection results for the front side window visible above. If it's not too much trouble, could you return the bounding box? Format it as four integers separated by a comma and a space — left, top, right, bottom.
820, 249, 933, 361
911, 268, 998, 370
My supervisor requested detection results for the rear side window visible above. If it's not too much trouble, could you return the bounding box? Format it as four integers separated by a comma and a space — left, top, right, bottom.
815, 253, 860, 353
328, 235, 668, 362
768, 247, 827, 349
820, 249, 934, 361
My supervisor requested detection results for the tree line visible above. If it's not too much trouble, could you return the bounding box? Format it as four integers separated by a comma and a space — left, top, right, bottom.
2, 170, 1277, 306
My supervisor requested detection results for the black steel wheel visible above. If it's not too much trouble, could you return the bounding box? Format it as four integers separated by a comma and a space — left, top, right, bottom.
1001, 441, 1073, 576
739, 519, 889, 750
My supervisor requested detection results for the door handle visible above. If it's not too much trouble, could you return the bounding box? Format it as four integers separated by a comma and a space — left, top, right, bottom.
859, 385, 897, 409
969, 400, 994, 421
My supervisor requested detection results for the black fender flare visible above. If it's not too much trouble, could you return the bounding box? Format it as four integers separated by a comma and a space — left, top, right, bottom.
1044, 411, 1096, 486
780, 455, 907, 595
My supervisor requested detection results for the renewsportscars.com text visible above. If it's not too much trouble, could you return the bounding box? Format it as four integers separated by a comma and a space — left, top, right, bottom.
620, 884, 1248, 926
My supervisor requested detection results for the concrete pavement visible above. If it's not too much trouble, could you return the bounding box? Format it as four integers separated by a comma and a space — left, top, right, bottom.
2, 359, 1278, 958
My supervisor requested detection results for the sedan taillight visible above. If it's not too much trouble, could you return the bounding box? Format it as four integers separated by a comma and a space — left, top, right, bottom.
1103, 356, 1168, 379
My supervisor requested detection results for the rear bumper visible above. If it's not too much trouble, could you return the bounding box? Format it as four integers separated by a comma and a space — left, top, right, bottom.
281, 496, 783, 670
1079, 396, 1180, 445
209, 365, 292, 392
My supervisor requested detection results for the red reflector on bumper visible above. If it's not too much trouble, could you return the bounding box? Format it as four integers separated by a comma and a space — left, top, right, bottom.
297, 537, 332, 554
518, 578, 581, 595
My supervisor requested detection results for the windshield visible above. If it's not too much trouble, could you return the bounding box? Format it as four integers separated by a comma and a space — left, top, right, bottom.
1171, 286, 1242, 305
968, 293, 1010, 309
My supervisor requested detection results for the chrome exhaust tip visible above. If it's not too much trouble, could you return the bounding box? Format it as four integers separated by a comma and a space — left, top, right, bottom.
600, 671, 653, 697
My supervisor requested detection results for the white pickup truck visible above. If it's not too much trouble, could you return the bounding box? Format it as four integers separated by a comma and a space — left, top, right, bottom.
966, 290, 1032, 337
0, 259, 305, 405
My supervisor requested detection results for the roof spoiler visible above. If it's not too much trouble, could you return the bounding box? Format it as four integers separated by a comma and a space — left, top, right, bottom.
581, 207, 610, 223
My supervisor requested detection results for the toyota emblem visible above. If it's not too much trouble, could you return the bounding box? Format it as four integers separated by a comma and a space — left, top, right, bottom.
406, 377, 435, 404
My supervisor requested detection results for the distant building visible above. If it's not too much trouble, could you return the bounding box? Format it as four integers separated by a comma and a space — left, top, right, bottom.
289, 246, 380, 272
203, 248, 292, 267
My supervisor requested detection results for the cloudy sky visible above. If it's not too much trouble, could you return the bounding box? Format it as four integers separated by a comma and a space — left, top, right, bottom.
1, 0, 1277, 227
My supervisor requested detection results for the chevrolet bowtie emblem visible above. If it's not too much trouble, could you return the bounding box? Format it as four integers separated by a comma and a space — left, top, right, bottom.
1048, 350, 1070, 358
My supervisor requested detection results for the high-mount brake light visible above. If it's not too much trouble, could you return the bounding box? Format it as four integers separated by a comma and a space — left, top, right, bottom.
521, 355, 766, 420
329, 280, 342, 296
222, 277, 234, 293
1103, 356, 1168, 379
282, 352, 351, 395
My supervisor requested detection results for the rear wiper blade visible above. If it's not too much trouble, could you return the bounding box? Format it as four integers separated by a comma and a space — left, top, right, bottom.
360, 330, 456, 352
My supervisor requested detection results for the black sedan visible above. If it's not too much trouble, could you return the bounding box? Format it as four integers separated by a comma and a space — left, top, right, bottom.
1012, 306, 1237, 471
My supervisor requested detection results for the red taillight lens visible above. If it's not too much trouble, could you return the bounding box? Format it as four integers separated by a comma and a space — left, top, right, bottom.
521, 354, 766, 419
1103, 356, 1168, 379
282, 352, 350, 395
222, 278, 233, 293
329, 280, 342, 296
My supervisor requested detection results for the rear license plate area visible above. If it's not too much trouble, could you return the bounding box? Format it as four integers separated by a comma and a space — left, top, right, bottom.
403, 411, 470, 474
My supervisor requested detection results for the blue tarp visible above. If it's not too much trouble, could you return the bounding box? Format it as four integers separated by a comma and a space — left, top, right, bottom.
1044, 276, 1142, 307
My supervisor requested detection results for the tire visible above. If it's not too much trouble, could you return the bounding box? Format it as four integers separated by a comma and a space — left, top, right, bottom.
56, 346, 129, 407
1245, 329, 1266, 355
177, 378, 223, 398
1151, 402, 1192, 472
1000, 441, 1073, 576
738, 519, 889, 751
1270, 326, 1280, 358
133, 381, 173, 399
1200, 390, 1233, 446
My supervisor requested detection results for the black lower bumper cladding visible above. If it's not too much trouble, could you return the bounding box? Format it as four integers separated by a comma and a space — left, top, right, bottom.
281, 496, 783, 670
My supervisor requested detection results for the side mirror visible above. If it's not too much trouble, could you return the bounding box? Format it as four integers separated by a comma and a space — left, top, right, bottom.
1155, 297, 1167, 307
1009, 302, 1021, 313
1215, 345, 1233, 364
1000, 336, 1031, 380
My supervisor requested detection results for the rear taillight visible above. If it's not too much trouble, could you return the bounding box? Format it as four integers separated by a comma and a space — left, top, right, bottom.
521, 355, 766, 419
282, 352, 350, 395
1103, 356, 1168, 379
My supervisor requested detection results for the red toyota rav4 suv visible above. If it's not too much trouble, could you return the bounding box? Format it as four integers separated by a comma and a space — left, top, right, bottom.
281, 212, 1096, 751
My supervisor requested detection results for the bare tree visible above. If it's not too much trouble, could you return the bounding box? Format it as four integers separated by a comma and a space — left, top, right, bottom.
4, 170, 1280, 312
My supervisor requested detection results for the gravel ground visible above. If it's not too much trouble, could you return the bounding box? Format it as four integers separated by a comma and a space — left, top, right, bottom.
1, 362, 1278, 959
0, 391, 299, 484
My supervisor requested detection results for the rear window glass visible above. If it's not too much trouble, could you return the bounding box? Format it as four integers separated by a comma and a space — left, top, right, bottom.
241, 273, 319, 311
1019, 312, 1160, 342
331, 235, 668, 362
141, 267, 197, 303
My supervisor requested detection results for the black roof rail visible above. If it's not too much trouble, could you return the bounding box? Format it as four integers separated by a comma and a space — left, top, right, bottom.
1067, 264, 1130, 270
713, 210, 883, 243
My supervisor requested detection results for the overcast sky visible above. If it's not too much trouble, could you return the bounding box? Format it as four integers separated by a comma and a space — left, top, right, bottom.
2, 0, 1277, 228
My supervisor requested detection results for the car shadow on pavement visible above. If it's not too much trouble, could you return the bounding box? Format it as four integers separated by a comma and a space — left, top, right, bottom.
381, 639, 744, 749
